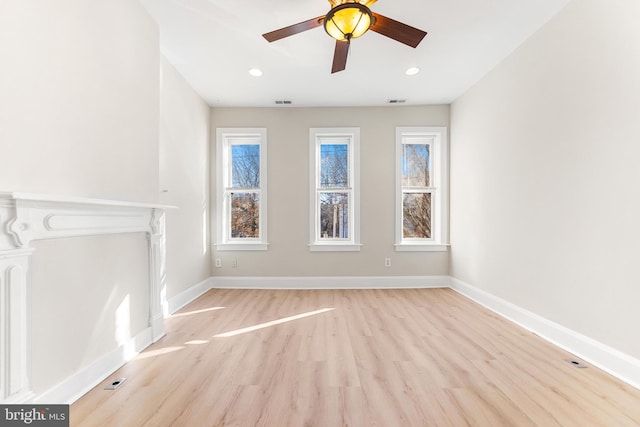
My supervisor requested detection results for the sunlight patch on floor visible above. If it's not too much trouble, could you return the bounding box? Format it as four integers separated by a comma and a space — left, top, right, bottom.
213, 308, 335, 338
185, 340, 209, 345
172, 306, 226, 317
134, 346, 185, 360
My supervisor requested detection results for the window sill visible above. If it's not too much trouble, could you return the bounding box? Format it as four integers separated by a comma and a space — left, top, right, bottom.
215, 242, 269, 251
394, 243, 449, 252
309, 243, 362, 252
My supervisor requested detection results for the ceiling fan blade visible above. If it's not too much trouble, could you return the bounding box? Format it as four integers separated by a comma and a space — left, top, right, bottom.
263, 16, 325, 42
331, 40, 350, 73
370, 13, 427, 48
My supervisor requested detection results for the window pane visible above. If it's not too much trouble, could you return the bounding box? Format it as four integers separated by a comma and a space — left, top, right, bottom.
403, 193, 431, 238
231, 192, 260, 238
320, 144, 349, 188
320, 192, 349, 239
402, 144, 430, 187
231, 144, 260, 188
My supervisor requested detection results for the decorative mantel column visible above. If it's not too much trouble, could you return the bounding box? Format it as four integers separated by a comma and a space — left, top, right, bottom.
0, 192, 172, 403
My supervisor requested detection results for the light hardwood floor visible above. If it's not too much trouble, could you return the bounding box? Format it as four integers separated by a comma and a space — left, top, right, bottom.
71, 288, 640, 426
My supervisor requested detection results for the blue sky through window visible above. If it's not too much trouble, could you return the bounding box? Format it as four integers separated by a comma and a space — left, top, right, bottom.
231, 144, 260, 188
402, 144, 430, 187
320, 143, 348, 188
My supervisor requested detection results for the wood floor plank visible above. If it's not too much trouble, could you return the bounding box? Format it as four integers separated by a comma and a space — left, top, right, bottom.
71, 288, 640, 426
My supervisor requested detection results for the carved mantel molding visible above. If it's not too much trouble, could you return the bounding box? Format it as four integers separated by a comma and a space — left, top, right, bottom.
0, 192, 172, 403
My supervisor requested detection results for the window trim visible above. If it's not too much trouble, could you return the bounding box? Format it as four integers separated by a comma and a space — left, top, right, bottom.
215, 128, 268, 251
309, 127, 361, 252
395, 127, 449, 252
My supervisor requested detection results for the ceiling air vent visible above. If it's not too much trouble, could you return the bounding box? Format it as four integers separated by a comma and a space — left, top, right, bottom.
275, 100, 292, 105
387, 99, 406, 104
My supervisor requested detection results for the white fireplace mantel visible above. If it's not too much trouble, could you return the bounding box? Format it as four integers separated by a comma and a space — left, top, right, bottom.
0, 192, 173, 403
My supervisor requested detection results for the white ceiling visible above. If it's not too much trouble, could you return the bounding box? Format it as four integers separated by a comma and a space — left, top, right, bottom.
140, 0, 570, 107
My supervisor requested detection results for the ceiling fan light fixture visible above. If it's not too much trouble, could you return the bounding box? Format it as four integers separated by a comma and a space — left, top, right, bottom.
324, 3, 373, 41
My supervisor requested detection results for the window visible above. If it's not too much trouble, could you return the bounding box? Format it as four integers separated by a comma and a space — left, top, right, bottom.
309, 128, 361, 251
395, 127, 448, 251
215, 128, 267, 251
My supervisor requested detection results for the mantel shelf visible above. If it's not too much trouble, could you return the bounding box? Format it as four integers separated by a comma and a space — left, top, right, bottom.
0, 192, 175, 211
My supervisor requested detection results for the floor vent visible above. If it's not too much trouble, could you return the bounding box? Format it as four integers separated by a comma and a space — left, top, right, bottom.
104, 377, 127, 390
565, 359, 588, 368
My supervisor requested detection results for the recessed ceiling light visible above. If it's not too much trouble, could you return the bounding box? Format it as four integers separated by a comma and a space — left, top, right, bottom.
405, 67, 420, 76
248, 68, 263, 77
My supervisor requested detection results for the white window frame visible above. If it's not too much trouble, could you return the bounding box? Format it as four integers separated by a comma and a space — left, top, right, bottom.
395, 127, 449, 252
309, 127, 361, 252
215, 128, 268, 251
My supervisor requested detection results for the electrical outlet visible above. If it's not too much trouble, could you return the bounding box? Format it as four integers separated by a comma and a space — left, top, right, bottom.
215, 259, 222, 268
232, 259, 238, 268
384, 258, 391, 268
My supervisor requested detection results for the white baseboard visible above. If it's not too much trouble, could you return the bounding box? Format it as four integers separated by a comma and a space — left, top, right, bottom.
33, 327, 153, 404
450, 277, 640, 390
167, 277, 215, 315
210, 275, 451, 290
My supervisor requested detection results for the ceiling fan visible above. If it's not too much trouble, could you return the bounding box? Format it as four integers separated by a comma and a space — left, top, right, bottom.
262, 0, 427, 73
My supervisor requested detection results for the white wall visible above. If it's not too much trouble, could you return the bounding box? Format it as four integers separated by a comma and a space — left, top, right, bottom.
30, 234, 149, 394
450, 0, 640, 359
211, 106, 450, 277
0, 0, 160, 398
159, 57, 211, 300
0, 0, 160, 202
